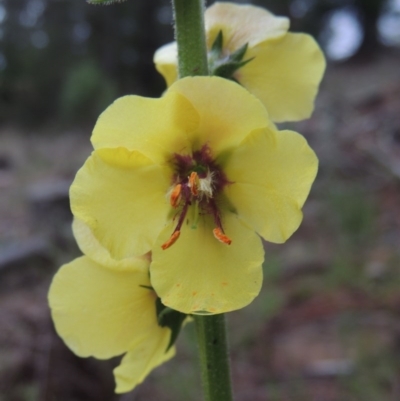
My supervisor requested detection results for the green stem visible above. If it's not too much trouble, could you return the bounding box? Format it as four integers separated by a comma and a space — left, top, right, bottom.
194, 314, 234, 401
172, 2, 233, 400
172, 0, 209, 77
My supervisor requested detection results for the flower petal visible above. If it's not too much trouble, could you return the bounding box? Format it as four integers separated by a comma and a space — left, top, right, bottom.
224, 128, 318, 243
72, 218, 150, 271
169, 76, 270, 156
91, 90, 199, 163
48, 256, 162, 359
114, 332, 175, 393
151, 213, 264, 314
205, 2, 289, 50
154, 42, 178, 88
70, 148, 171, 260
237, 33, 326, 122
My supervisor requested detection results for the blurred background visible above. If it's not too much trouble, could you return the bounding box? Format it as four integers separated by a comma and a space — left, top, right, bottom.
1, 0, 400, 400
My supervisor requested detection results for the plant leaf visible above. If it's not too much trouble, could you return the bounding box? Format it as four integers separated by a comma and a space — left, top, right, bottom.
156, 298, 187, 351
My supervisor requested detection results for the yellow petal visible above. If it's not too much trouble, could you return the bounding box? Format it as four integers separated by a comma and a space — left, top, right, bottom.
205, 2, 289, 51
151, 213, 264, 314
114, 332, 175, 393
48, 256, 161, 359
237, 33, 326, 122
153, 42, 178, 87
91, 90, 199, 163
169, 76, 270, 156
72, 218, 150, 271
70, 149, 171, 260
224, 128, 318, 243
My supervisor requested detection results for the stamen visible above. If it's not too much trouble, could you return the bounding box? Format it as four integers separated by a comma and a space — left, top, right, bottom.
188, 171, 199, 197
161, 231, 181, 250
170, 184, 182, 208
213, 227, 232, 245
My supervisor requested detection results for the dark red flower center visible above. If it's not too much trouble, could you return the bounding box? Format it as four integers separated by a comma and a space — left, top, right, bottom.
161, 145, 232, 250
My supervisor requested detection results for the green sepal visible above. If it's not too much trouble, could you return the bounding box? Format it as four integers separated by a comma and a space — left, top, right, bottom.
210, 30, 224, 58
156, 298, 187, 352
212, 57, 254, 80
208, 31, 254, 81
209, 31, 224, 68
230, 43, 249, 63
87, 0, 126, 5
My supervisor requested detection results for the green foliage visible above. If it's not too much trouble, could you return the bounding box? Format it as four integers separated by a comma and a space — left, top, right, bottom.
326, 186, 376, 248
326, 257, 362, 289
59, 60, 117, 124
337, 312, 400, 401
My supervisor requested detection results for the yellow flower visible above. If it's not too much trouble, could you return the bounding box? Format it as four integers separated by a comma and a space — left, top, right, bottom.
48, 224, 175, 393
154, 2, 326, 123
70, 76, 318, 315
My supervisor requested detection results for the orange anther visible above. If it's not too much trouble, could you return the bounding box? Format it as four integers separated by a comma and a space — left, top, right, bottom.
213, 227, 232, 245
161, 231, 181, 250
189, 171, 199, 196
170, 184, 182, 208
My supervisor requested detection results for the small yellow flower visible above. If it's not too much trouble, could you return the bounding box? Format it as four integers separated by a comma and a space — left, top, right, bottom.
154, 2, 326, 123
70, 76, 318, 315
48, 225, 175, 393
